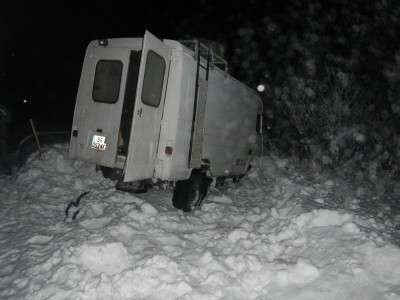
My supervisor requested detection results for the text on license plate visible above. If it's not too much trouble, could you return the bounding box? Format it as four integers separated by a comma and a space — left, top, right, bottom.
91, 135, 106, 150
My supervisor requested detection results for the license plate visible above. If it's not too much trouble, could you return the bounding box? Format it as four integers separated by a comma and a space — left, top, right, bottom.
91, 135, 106, 150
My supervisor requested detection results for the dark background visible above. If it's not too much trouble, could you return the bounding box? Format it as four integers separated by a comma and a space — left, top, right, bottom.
0, 0, 274, 146
1, 0, 399, 170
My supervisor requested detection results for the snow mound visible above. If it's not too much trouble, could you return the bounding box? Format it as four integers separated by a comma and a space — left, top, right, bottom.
275, 258, 320, 287
70, 242, 131, 275
359, 241, 400, 285
80, 217, 113, 230
140, 202, 158, 214
0, 145, 399, 299
291, 209, 353, 230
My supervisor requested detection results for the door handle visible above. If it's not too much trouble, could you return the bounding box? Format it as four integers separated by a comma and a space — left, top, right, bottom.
137, 108, 142, 117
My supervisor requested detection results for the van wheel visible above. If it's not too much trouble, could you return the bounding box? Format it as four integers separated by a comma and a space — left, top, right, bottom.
172, 172, 208, 212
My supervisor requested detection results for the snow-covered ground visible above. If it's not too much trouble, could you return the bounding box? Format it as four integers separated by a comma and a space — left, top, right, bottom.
1, 143, 400, 299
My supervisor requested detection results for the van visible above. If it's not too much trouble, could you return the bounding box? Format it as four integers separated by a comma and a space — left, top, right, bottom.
69, 31, 263, 211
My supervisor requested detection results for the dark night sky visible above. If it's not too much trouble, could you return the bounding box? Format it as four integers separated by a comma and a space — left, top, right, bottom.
1, 0, 277, 143
1, 0, 399, 148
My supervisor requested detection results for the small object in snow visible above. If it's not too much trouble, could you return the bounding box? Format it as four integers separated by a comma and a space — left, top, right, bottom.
64, 191, 90, 222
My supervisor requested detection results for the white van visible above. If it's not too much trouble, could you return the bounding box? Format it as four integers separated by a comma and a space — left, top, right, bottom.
69, 31, 263, 211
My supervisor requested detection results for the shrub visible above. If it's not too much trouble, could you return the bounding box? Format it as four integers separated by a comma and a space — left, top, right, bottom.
282, 68, 363, 167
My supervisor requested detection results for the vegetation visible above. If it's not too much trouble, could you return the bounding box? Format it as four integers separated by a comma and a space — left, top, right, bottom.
225, 0, 400, 179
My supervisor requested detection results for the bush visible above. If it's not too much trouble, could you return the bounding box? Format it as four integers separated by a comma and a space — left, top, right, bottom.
282, 68, 363, 167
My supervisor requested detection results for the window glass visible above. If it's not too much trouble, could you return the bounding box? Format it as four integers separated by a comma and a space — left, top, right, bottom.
93, 60, 123, 103
141, 50, 165, 107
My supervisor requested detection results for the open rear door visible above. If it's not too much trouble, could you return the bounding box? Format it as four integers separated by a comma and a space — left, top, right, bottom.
69, 44, 131, 168
124, 31, 171, 181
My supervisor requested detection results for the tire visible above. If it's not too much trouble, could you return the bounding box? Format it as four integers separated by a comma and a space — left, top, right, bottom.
172, 172, 209, 212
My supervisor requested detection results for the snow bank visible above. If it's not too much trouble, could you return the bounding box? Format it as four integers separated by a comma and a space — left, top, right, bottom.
0, 144, 399, 299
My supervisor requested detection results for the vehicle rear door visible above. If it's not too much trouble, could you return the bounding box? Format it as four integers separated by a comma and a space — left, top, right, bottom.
124, 31, 171, 181
69, 44, 130, 168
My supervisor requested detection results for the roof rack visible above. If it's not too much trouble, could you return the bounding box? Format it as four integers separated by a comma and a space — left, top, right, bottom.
178, 39, 229, 75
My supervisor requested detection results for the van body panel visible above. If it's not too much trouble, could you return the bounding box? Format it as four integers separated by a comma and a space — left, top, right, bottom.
123, 31, 172, 182
202, 69, 260, 176
161, 40, 260, 178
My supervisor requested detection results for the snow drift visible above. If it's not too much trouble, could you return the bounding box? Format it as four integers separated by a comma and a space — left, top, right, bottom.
0, 143, 399, 299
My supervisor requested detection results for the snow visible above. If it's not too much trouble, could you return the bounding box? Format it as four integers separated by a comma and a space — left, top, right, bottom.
1, 143, 400, 299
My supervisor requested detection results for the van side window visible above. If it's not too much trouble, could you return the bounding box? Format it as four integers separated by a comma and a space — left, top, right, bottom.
92, 60, 123, 103
141, 50, 165, 107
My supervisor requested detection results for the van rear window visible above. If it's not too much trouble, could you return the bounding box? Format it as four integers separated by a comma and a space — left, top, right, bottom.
93, 60, 123, 103
141, 50, 165, 107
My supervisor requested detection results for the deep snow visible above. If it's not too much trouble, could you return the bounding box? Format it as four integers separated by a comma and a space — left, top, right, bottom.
0, 143, 400, 299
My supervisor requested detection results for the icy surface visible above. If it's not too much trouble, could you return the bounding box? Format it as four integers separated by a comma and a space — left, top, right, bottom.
0, 144, 399, 299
